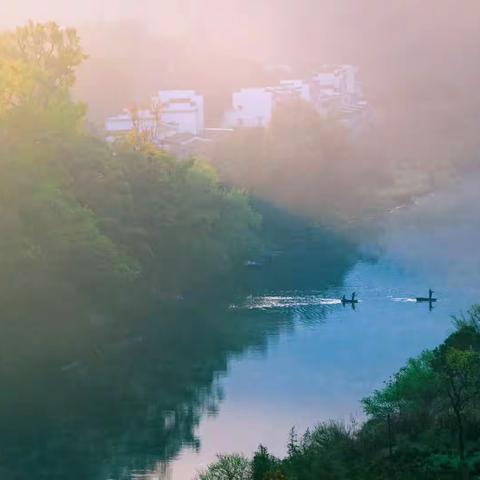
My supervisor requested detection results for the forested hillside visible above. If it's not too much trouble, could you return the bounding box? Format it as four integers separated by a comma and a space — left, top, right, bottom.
0, 21, 261, 313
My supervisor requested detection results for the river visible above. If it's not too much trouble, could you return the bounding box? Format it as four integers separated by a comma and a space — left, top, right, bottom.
0, 183, 478, 480
168, 183, 480, 479
168, 262, 475, 479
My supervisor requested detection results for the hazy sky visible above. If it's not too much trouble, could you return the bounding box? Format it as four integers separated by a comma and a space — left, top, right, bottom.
0, 0, 194, 32
1, 0, 286, 59
5, 0, 480, 166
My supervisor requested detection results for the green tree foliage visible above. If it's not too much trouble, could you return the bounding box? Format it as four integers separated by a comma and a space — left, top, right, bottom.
252, 445, 280, 480
430, 326, 480, 473
0, 21, 86, 137
0, 21, 261, 310
198, 454, 252, 480
360, 318, 480, 479
453, 305, 480, 333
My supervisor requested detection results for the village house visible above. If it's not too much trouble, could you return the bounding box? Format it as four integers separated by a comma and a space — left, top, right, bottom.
223, 87, 274, 128
105, 90, 204, 143
222, 81, 310, 129
105, 109, 177, 143
310, 65, 363, 114
153, 90, 204, 135
269, 79, 311, 104
223, 65, 369, 131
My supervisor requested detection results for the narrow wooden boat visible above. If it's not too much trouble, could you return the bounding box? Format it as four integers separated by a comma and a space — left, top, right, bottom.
341, 292, 358, 304
416, 289, 437, 303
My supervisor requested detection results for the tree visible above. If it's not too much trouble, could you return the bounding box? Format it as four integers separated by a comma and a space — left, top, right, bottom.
0, 21, 85, 109
362, 314, 480, 479
252, 445, 279, 480
287, 427, 299, 457
430, 327, 480, 477
453, 305, 480, 333
362, 351, 438, 456
0, 21, 86, 138
197, 454, 252, 480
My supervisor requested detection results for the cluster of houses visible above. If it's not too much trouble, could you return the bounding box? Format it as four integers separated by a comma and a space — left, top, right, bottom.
105, 65, 370, 157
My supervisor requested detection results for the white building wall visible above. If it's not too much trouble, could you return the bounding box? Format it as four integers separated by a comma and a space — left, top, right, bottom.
155, 90, 204, 135
310, 65, 364, 114
274, 79, 311, 102
341, 65, 359, 95
312, 71, 340, 90
105, 113, 133, 133
225, 88, 273, 128
106, 90, 205, 141
312, 66, 358, 93
105, 109, 157, 141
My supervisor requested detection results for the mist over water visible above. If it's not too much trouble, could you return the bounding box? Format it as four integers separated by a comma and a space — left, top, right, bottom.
382, 175, 480, 292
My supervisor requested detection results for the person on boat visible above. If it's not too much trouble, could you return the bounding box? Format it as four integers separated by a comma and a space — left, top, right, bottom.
342, 293, 357, 303
429, 289, 434, 300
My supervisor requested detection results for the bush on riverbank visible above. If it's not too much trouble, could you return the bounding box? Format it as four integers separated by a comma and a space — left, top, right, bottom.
200, 306, 480, 480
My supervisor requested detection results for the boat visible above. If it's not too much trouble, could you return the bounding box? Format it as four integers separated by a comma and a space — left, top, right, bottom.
416, 289, 437, 303
341, 292, 358, 305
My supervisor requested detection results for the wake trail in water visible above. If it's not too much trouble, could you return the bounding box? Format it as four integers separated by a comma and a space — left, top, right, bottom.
391, 297, 417, 303
232, 295, 342, 310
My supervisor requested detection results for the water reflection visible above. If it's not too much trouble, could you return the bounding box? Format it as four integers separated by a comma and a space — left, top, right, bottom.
169, 255, 478, 479
0, 235, 355, 480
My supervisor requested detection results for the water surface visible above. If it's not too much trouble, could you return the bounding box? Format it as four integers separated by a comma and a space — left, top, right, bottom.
167, 186, 480, 479
1, 185, 479, 480
168, 255, 476, 479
